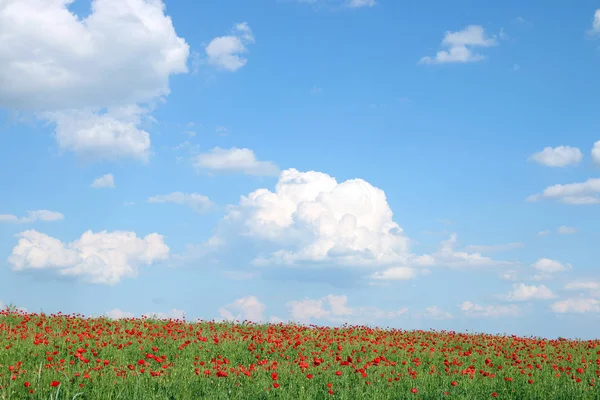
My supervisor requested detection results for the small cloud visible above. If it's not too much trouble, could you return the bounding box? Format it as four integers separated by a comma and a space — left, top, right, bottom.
346, 0, 376, 8
370, 266, 417, 281
216, 126, 228, 136
459, 301, 520, 318
147, 192, 214, 213
183, 130, 196, 137
551, 298, 600, 314
529, 146, 582, 167
416, 306, 453, 320
105, 309, 135, 320
526, 178, 600, 205
501, 283, 556, 302
464, 242, 524, 253
420, 25, 497, 64
193, 147, 280, 176
532, 258, 571, 273
557, 225, 577, 235
310, 86, 323, 94
0, 210, 64, 224
206, 22, 254, 71
513, 63, 521, 71
537, 229, 551, 237
219, 296, 266, 323
91, 174, 115, 189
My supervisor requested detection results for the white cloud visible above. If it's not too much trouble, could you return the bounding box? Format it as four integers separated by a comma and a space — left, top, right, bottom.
148, 192, 214, 213
420, 25, 497, 64
288, 294, 407, 324
537, 229, 551, 237
589, 9, 600, 35
502, 283, 556, 302
464, 242, 524, 253
346, 0, 375, 8
417, 306, 453, 320
49, 106, 151, 161
551, 298, 600, 314
459, 301, 520, 318
194, 147, 280, 176
0, 0, 189, 160
143, 308, 186, 320
8, 229, 169, 285
370, 266, 417, 280
413, 234, 512, 268
556, 225, 577, 235
532, 258, 571, 273
219, 296, 266, 322
0, 210, 64, 223
564, 281, 600, 298
592, 140, 600, 165
227, 168, 410, 266
91, 173, 115, 189
205, 22, 254, 71
527, 178, 600, 205
529, 146, 582, 167
105, 309, 135, 319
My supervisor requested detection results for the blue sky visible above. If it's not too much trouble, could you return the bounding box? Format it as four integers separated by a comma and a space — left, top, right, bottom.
1, 0, 599, 339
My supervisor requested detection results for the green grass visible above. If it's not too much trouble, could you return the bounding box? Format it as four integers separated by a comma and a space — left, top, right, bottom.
0, 308, 598, 399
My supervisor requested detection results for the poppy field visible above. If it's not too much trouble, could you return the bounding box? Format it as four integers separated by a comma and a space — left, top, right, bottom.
0, 308, 598, 399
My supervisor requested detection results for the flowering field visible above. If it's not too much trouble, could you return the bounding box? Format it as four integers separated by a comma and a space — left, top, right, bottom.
0, 309, 598, 399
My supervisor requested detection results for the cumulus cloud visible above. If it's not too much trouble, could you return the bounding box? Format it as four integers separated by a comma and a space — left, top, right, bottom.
0, 0, 189, 160
182, 169, 510, 281
205, 22, 254, 71
537, 229, 551, 237
148, 192, 214, 213
194, 147, 279, 176
526, 178, 600, 205
8, 229, 169, 285
288, 294, 407, 324
420, 25, 497, 64
143, 308, 186, 320
0, 210, 64, 223
532, 258, 571, 273
91, 173, 115, 189
219, 296, 266, 322
551, 298, 600, 314
592, 140, 600, 165
459, 301, 520, 318
556, 225, 577, 235
501, 283, 556, 302
564, 280, 600, 298
529, 146, 582, 167
464, 242, 524, 253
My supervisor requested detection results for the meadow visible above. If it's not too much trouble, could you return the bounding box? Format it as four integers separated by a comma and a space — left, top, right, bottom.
0, 307, 598, 399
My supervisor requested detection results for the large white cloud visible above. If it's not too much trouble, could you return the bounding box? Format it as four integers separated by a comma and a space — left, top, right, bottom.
183, 169, 510, 281
590, 9, 600, 35
527, 178, 600, 205
225, 168, 410, 266
420, 25, 497, 64
0, 0, 189, 160
8, 229, 169, 285
529, 146, 582, 167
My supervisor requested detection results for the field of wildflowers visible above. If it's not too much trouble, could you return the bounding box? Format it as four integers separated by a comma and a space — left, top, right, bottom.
0, 308, 598, 399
